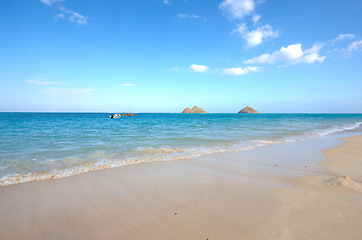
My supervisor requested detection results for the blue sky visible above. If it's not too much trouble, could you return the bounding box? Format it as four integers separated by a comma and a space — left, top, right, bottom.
1, 0, 362, 113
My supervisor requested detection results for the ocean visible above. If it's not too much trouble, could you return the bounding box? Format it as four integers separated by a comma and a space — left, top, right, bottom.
1, 112, 361, 186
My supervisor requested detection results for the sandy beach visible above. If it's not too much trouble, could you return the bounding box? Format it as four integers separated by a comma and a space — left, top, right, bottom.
3, 0, 362, 238
0, 132, 361, 240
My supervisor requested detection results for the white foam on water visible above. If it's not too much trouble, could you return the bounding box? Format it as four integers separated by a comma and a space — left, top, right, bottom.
1, 121, 361, 186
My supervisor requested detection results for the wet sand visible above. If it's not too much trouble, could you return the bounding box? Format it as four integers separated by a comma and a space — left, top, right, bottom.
0, 133, 361, 239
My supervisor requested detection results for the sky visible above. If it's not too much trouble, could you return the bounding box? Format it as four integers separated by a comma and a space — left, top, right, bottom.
1, 0, 362, 113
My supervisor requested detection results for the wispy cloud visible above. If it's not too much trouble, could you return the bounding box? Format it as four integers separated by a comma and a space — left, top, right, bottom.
41, 0, 88, 25
327, 34, 362, 56
27, 79, 66, 86
219, 0, 256, 19
170, 67, 181, 72
251, 14, 261, 24
55, 13, 64, 20
178, 14, 200, 19
332, 34, 355, 43
163, 0, 172, 5
221, 66, 260, 75
347, 40, 362, 52
244, 43, 325, 65
190, 64, 209, 73
57, 7, 88, 25
232, 23, 279, 48
116, 84, 139, 87
40, 0, 64, 6
187, 64, 259, 76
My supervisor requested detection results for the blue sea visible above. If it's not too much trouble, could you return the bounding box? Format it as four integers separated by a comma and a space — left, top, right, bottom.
0, 113, 362, 186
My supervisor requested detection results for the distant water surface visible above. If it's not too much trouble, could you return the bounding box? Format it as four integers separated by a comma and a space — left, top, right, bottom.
0, 113, 361, 186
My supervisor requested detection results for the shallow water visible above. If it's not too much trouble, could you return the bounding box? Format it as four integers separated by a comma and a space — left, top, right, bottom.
1, 113, 361, 185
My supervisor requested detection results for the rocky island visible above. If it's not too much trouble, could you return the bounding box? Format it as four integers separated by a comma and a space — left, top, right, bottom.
238, 106, 259, 113
182, 106, 208, 113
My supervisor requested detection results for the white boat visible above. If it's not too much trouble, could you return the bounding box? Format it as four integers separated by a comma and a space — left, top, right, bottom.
109, 114, 121, 119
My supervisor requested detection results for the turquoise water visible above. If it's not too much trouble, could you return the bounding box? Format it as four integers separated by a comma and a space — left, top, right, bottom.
1, 113, 362, 186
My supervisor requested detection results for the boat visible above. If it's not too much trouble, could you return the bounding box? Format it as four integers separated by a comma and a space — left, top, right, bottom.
121, 113, 136, 116
109, 114, 121, 119
122, 107, 136, 116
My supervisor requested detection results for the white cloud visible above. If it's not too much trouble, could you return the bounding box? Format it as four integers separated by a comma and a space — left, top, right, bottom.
27, 79, 66, 86
244, 43, 325, 65
69, 12, 88, 25
163, 0, 172, 5
55, 13, 64, 21
40, 0, 64, 6
186, 64, 260, 75
232, 23, 279, 48
332, 34, 355, 43
41, 1, 88, 25
59, 7, 88, 25
252, 14, 261, 23
347, 40, 362, 52
190, 64, 209, 72
221, 66, 260, 75
178, 14, 200, 19
219, 0, 255, 19
170, 67, 181, 71
116, 84, 138, 87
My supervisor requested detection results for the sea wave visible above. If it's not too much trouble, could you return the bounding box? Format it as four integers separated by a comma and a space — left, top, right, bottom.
0, 121, 361, 186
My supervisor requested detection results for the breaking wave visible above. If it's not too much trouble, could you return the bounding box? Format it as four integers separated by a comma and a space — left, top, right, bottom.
1, 121, 361, 186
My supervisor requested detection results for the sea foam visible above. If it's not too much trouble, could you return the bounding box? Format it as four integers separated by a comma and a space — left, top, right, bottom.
1, 119, 361, 186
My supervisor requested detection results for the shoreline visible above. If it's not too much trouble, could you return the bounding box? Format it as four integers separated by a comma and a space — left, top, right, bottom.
0, 130, 361, 239
2, 122, 361, 187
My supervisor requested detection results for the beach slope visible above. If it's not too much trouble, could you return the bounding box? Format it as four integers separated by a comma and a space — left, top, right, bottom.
0, 135, 361, 239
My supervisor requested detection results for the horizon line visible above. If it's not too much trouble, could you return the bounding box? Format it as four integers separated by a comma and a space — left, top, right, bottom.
1, 112, 362, 114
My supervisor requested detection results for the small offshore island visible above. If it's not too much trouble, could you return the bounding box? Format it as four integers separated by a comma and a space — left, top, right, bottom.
181, 105, 260, 113
238, 106, 259, 113
182, 106, 208, 113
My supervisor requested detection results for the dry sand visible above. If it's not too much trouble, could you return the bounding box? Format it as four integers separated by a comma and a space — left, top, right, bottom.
267, 134, 362, 240
0, 134, 361, 240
